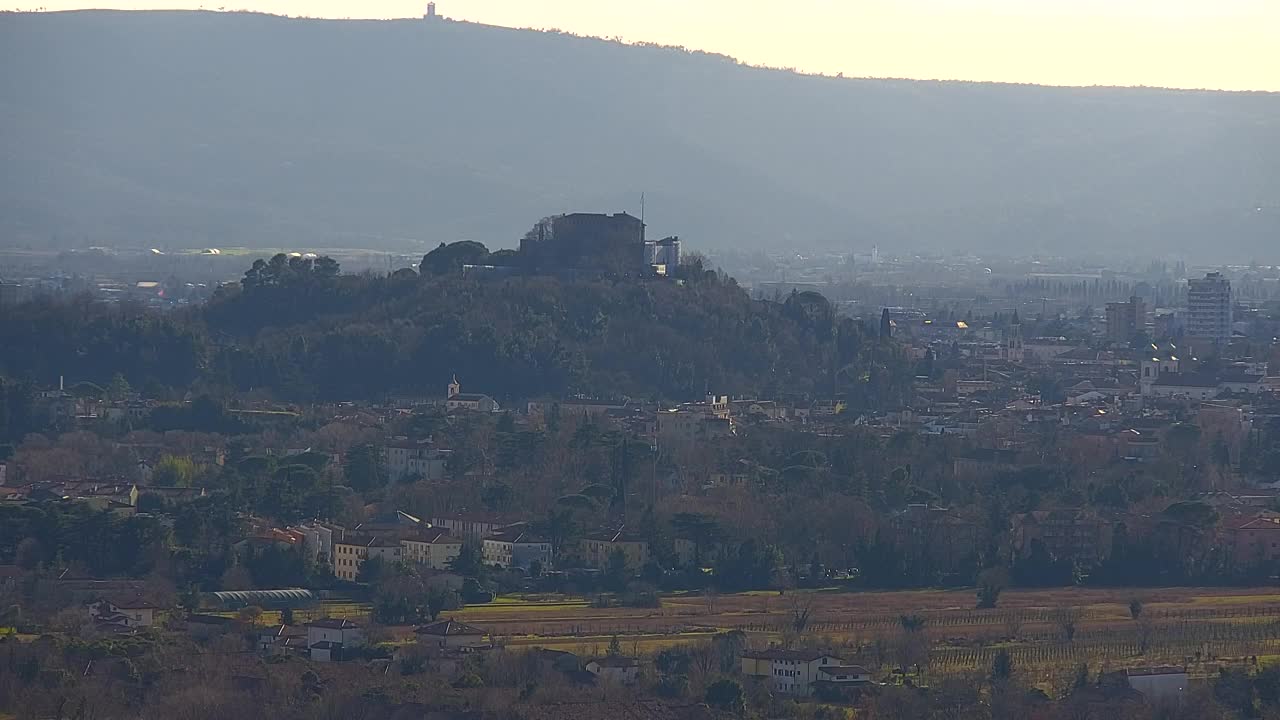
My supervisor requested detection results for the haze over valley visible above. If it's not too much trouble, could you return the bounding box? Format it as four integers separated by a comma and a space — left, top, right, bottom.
3, 10, 1278, 260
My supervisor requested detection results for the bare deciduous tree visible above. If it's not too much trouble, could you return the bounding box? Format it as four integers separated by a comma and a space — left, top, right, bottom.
1054, 605, 1081, 643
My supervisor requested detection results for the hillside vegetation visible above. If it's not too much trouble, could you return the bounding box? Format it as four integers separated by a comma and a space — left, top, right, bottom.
0, 260, 910, 406
2, 10, 1278, 258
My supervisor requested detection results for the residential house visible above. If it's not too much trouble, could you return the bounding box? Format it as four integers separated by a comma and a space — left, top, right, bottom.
354, 510, 426, 538
414, 618, 489, 650
1011, 509, 1115, 564
730, 400, 784, 421
401, 528, 464, 570
813, 664, 874, 690
585, 656, 641, 684
87, 595, 158, 628
1224, 512, 1280, 571
383, 440, 448, 483
741, 649, 845, 697
332, 535, 403, 581
257, 624, 308, 654
530, 648, 582, 675
78, 497, 136, 517
431, 512, 522, 543
307, 618, 365, 662
292, 522, 335, 565
61, 481, 139, 508
482, 526, 553, 570
233, 527, 304, 558
580, 528, 649, 572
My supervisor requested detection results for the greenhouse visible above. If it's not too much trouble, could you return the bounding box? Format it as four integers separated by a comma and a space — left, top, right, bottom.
203, 588, 318, 611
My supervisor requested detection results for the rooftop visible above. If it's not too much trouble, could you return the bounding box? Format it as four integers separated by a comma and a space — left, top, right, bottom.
817, 665, 873, 676
309, 618, 360, 630
1125, 666, 1187, 677
742, 648, 842, 662
415, 618, 486, 637
589, 655, 641, 668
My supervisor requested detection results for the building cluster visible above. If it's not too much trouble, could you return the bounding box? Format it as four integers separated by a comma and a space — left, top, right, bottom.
849, 277, 1280, 577
1, 271, 215, 309
224, 502, 652, 585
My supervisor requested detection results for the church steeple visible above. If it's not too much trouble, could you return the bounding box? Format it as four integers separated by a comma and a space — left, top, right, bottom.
447, 375, 461, 399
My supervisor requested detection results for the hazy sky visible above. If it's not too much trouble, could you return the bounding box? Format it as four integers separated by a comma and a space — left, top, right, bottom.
19, 0, 1280, 90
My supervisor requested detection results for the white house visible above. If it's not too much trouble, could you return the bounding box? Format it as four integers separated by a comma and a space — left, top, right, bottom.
400, 528, 464, 570
87, 596, 158, 628
291, 522, 334, 566
741, 649, 845, 697
586, 655, 641, 684
482, 526, 553, 571
307, 618, 365, 662
383, 440, 448, 482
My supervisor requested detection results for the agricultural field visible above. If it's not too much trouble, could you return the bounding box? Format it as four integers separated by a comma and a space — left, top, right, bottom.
450, 586, 1280, 684
256, 586, 1280, 686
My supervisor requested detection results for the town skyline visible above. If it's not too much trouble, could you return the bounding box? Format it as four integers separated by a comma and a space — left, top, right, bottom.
8, 0, 1279, 92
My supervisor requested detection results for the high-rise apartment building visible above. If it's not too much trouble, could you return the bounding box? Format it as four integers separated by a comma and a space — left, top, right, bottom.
1186, 272, 1232, 345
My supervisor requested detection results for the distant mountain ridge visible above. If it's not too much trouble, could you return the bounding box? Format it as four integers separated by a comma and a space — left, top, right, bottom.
1, 10, 1278, 260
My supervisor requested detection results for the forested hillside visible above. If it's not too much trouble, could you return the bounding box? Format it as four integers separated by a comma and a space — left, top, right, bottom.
2, 10, 1278, 258
0, 260, 911, 406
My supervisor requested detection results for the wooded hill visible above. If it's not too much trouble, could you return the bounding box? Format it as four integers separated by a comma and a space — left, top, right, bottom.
0, 260, 912, 407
